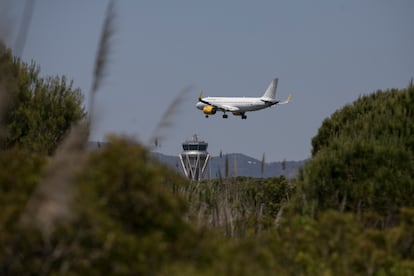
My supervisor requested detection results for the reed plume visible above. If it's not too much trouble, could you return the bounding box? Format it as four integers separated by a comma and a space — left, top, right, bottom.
261, 152, 265, 177
0, 1, 12, 44
14, 0, 35, 56
224, 154, 229, 178
0, 82, 9, 143
149, 85, 193, 150
20, 1, 117, 239
20, 121, 89, 238
89, 0, 116, 128
274, 205, 284, 228
232, 155, 238, 177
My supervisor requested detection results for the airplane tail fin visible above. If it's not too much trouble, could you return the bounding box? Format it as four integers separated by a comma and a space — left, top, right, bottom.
261, 78, 278, 100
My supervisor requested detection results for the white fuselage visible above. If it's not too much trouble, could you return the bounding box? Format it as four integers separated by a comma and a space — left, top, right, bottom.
196, 97, 271, 113
195, 78, 289, 119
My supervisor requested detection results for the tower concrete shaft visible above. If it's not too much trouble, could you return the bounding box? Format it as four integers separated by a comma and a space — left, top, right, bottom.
179, 134, 210, 181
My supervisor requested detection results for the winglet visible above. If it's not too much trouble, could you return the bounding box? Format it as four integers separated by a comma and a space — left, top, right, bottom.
198, 90, 203, 101
279, 94, 291, 105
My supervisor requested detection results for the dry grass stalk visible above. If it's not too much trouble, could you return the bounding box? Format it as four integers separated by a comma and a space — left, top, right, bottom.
89, 0, 116, 127
14, 0, 35, 56
1, 5, 11, 136
196, 202, 208, 228
21, 122, 88, 237
0, 1, 12, 43
19, 120, 89, 238
18, 0, 117, 237
149, 86, 192, 150
232, 155, 237, 177
274, 205, 284, 228
255, 203, 264, 234
224, 154, 229, 178
91, 0, 116, 94
15, 1, 116, 240
0, 82, 8, 139
340, 191, 347, 213
223, 202, 234, 237
261, 152, 265, 177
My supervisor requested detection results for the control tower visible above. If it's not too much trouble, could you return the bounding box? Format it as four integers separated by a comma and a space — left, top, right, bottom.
179, 134, 210, 181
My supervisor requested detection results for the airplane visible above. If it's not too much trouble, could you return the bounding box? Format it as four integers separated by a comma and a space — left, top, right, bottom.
196, 78, 291, 119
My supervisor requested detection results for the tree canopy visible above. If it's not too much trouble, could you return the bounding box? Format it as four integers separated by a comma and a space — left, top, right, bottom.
299, 82, 414, 226
0, 42, 85, 154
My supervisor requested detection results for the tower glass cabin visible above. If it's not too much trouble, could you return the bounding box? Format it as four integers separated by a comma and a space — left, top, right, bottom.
179, 134, 210, 181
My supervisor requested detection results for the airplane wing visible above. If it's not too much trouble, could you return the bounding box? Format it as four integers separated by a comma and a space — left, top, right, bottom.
198, 91, 209, 105
198, 91, 240, 112
201, 101, 240, 112
215, 104, 240, 112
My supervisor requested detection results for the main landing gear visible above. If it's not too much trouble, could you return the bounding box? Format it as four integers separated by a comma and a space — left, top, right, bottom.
221, 113, 247, 119
204, 113, 247, 119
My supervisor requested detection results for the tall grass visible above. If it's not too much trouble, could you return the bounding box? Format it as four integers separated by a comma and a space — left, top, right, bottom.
180, 176, 293, 238
0, 82, 7, 140
19, 121, 89, 237
18, 0, 117, 238
89, 0, 116, 129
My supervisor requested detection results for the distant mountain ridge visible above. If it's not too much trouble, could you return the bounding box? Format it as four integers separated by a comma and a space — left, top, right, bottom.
87, 142, 306, 179
152, 152, 306, 179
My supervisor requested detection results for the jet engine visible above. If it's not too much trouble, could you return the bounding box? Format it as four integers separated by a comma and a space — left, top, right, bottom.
203, 105, 216, 115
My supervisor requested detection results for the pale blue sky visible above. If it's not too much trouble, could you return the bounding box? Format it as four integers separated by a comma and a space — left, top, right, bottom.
3, 0, 414, 161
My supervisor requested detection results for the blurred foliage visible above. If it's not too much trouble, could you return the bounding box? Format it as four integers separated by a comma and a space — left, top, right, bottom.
0, 42, 86, 155
1, 138, 219, 275
299, 83, 414, 227
184, 176, 295, 238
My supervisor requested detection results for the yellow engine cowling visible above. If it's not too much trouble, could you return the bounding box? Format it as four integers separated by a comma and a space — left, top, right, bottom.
203, 105, 216, 115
